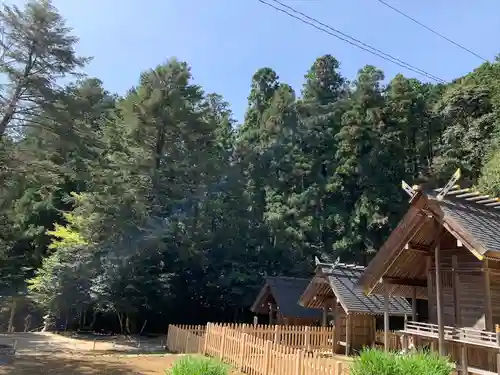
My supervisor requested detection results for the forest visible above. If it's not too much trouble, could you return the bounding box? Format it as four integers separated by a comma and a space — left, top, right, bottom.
1, 0, 500, 334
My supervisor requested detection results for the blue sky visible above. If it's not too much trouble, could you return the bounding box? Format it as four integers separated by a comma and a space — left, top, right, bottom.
12, 0, 500, 122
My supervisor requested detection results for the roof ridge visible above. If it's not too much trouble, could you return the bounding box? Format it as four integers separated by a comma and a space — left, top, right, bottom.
266, 276, 309, 281
432, 185, 500, 209
321, 263, 365, 271
337, 263, 366, 270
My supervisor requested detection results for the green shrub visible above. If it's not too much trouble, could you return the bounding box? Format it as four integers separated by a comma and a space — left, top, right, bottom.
167, 355, 229, 375
350, 348, 453, 375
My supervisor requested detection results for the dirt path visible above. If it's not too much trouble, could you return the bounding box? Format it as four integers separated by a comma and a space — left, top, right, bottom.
0, 353, 179, 374
0, 332, 173, 374
0, 332, 165, 354
0, 333, 243, 374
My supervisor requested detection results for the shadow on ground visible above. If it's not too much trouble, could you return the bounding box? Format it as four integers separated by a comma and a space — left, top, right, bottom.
0, 354, 177, 374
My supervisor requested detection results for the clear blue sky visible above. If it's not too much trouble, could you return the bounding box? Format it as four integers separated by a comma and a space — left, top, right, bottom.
12, 0, 500, 122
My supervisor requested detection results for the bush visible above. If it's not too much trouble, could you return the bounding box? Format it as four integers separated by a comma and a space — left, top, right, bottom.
167, 355, 229, 375
350, 348, 453, 375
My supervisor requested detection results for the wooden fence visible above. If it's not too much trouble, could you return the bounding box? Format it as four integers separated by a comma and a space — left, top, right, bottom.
165, 323, 405, 375
167, 324, 206, 354
167, 323, 353, 375
374, 329, 401, 350
223, 324, 334, 351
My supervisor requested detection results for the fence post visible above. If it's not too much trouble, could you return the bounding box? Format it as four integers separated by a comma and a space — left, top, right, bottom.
305, 326, 311, 352
335, 360, 343, 375
274, 325, 280, 344
264, 340, 272, 374
174, 326, 179, 352
294, 349, 304, 375
219, 326, 227, 359
239, 333, 247, 371
185, 331, 190, 353
201, 323, 211, 355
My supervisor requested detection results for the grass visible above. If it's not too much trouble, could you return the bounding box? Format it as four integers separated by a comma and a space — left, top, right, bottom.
167, 355, 229, 375
349, 348, 453, 375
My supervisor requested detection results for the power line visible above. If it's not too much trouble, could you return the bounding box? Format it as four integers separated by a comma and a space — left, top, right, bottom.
258, 0, 446, 83
375, 0, 487, 62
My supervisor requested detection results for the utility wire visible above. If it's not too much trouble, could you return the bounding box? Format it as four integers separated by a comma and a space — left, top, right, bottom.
258, 0, 446, 83
375, 0, 487, 62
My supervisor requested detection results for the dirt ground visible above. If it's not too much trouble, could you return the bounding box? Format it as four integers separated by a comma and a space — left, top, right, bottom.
0, 353, 179, 374
0, 332, 166, 354
0, 332, 183, 374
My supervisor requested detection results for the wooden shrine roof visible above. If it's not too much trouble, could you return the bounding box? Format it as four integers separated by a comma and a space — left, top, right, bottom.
250, 277, 321, 320
300, 262, 412, 316
359, 186, 500, 298
434, 190, 500, 256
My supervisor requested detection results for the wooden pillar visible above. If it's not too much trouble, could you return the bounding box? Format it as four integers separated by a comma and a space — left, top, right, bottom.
434, 233, 445, 356
484, 260, 493, 331
460, 344, 468, 375
384, 282, 390, 352
345, 313, 351, 356
426, 256, 434, 323
333, 302, 340, 353
322, 304, 328, 327
402, 315, 408, 351
411, 287, 417, 322
495, 325, 500, 375
452, 255, 462, 327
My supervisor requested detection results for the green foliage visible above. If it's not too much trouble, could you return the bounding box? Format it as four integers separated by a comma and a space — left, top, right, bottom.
350, 348, 453, 375
167, 356, 228, 375
0, 0, 90, 140
477, 148, 500, 196
2, 0, 500, 332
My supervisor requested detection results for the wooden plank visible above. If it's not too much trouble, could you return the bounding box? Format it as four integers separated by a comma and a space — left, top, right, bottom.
434, 224, 446, 356
456, 365, 497, 375
452, 255, 462, 327
383, 276, 427, 287
384, 283, 389, 352
460, 344, 468, 375
426, 256, 434, 323
484, 260, 493, 331
412, 287, 417, 321
345, 314, 351, 356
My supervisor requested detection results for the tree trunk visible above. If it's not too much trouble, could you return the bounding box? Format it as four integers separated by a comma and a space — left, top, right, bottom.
90, 310, 97, 330
116, 311, 123, 334
139, 320, 147, 335
7, 299, 16, 333
0, 46, 35, 140
125, 314, 131, 335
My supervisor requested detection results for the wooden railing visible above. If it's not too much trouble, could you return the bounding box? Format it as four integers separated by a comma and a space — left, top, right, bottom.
403, 321, 499, 349
167, 323, 353, 375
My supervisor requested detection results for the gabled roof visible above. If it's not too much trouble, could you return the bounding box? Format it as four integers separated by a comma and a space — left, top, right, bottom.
359, 186, 500, 297
250, 277, 321, 320
301, 262, 412, 316
434, 190, 500, 256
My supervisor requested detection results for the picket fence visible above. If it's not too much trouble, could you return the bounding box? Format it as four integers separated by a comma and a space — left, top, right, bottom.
167, 323, 353, 375
234, 324, 334, 351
